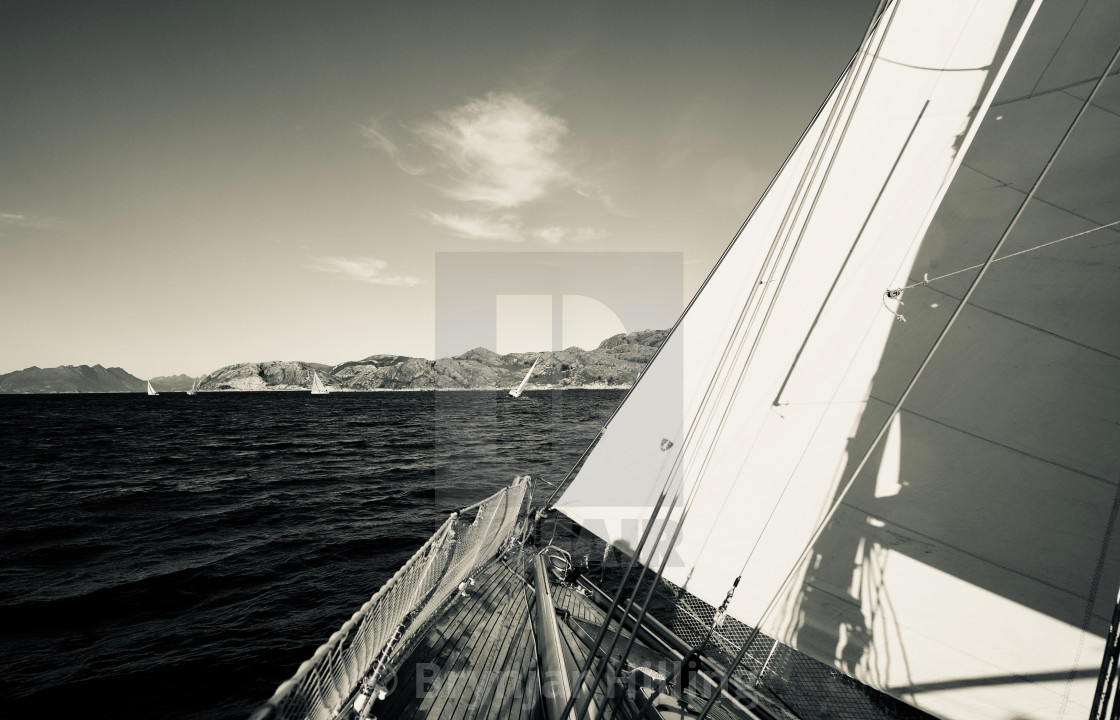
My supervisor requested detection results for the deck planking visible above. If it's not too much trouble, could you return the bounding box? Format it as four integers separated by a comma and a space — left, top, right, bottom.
367, 555, 703, 720
368, 557, 535, 719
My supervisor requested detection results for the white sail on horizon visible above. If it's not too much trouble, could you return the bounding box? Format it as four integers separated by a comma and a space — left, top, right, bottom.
509, 357, 539, 398
146, 380, 158, 396
310, 370, 328, 395
555, 1, 1120, 718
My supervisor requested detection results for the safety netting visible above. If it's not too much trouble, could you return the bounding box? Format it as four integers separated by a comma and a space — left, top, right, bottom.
250, 476, 532, 720
542, 512, 933, 720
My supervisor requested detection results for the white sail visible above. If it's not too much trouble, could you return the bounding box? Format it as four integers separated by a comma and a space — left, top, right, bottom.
310, 370, 328, 395
186, 379, 197, 395
146, 380, 158, 396
555, 1, 1120, 718
509, 357, 539, 398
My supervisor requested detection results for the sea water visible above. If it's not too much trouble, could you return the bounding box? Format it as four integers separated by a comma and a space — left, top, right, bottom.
0, 390, 620, 719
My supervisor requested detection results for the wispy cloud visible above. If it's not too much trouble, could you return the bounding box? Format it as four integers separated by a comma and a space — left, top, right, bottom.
361, 120, 426, 176
313, 256, 421, 287
364, 93, 610, 245
426, 212, 523, 242
1, 212, 66, 230
417, 93, 570, 209
531, 226, 608, 245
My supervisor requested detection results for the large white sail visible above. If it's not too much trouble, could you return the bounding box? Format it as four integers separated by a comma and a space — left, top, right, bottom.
146, 380, 158, 396
555, 1, 1120, 718
310, 370, 328, 395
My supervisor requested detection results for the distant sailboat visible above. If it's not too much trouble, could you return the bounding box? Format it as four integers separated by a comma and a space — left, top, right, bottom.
310, 370, 329, 395
185, 379, 198, 396
146, 381, 158, 396
508, 357, 538, 398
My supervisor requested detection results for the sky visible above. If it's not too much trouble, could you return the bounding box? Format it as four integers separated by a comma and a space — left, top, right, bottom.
0, 0, 875, 378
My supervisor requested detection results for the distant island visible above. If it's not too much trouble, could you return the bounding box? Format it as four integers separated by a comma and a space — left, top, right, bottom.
0, 330, 668, 394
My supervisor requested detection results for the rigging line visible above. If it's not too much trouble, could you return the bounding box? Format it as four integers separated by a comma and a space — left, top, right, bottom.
611, 3, 896, 708
603, 14, 898, 713
1065, 88, 1120, 120
875, 57, 991, 72
569, 3, 895, 714
681, 0, 897, 571
959, 161, 1120, 236
570, 26, 888, 702
582, 35, 886, 708
539, 0, 886, 511
773, 100, 930, 406
564, 488, 684, 720
1029, 0, 1091, 97
1061, 477, 1120, 715
657, 0, 886, 517
894, 219, 1120, 290
1089, 585, 1120, 720
576, 488, 692, 720
992, 67, 1120, 107
916, 281, 1120, 361
699, 7, 1117, 720
728, 297, 889, 582
555, 463, 678, 720
685, 0, 897, 516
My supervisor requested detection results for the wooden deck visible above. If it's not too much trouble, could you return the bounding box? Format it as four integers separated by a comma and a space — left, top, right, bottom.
369, 553, 686, 720
369, 558, 539, 720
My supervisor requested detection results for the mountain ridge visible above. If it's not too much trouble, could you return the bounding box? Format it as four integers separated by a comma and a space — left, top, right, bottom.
1, 330, 667, 394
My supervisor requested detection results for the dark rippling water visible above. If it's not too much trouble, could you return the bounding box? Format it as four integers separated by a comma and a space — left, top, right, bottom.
0, 390, 621, 719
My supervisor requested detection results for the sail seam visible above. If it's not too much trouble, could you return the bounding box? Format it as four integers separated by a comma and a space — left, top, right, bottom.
911, 283, 1120, 361
993, 68, 1120, 107
1028, 0, 1092, 96
960, 163, 1120, 232
838, 501, 1113, 605
881, 401, 1120, 487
